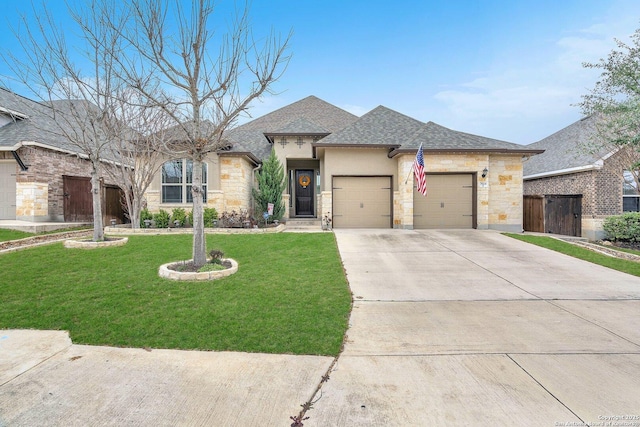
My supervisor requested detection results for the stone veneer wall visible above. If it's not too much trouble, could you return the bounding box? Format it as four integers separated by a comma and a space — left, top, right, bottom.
12, 146, 117, 221
487, 155, 524, 232
394, 153, 523, 231
219, 156, 254, 213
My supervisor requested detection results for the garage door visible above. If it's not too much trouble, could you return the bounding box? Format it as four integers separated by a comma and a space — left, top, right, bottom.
333, 176, 392, 228
0, 162, 17, 220
414, 174, 474, 228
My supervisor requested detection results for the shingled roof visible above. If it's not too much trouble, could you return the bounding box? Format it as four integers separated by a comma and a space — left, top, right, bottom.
523, 115, 609, 178
316, 106, 425, 147
223, 95, 359, 160
316, 103, 541, 155
0, 88, 120, 161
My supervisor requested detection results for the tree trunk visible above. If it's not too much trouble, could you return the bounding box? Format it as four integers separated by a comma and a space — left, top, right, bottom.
129, 191, 139, 229
91, 161, 105, 242
192, 158, 207, 267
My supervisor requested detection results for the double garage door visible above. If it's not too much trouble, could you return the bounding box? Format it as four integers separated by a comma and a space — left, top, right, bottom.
332, 174, 474, 229
0, 162, 17, 220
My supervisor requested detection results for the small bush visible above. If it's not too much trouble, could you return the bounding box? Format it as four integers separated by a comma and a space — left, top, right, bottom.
140, 208, 153, 227
603, 212, 640, 241
153, 209, 170, 228
208, 249, 224, 264
171, 208, 187, 226
204, 207, 219, 227
187, 210, 193, 226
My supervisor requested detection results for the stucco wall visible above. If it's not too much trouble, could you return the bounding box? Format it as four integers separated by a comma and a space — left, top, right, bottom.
322, 147, 398, 190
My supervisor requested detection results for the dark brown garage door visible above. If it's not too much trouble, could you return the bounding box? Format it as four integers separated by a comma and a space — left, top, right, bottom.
333, 176, 392, 228
413, 174, 474, 228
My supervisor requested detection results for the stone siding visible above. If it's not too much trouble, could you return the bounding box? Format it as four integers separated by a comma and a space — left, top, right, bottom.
220, 156, 254, 213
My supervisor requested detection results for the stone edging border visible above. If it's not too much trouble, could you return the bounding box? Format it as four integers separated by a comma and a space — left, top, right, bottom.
105, 224, 285, 235
63, 237, 129, 249
158, 258, 239, 281
0, 230, 92, 255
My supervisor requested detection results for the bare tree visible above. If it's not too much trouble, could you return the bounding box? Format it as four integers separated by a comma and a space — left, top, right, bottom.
103, 92, 173, 228
3, 0, 130, 241
119, 0, 291, 266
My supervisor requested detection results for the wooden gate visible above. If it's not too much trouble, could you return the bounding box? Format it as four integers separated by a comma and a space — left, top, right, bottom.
523, 194, 582, 237
103, 185, 125, 225
523, 195, 544, 232
63, 175, 93, 222
63, 176, 126, 223
545, 195, 582, 237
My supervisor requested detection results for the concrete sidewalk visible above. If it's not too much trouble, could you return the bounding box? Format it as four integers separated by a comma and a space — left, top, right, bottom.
0, 330, 332, 426
307, 229, 640, 426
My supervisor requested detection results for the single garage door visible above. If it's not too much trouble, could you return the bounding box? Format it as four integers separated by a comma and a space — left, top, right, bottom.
333, 176, 392, 228
414, 174, 474, 228
0, 162, 17, 220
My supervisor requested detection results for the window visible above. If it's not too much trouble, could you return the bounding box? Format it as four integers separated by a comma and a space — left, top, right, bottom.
623, 170, 640, 212
162, 160, 207, 203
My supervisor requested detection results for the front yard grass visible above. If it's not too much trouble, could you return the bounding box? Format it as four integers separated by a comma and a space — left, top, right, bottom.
504, 233, 640, 277
0, 233, 352, 356
0, 229, 34, 242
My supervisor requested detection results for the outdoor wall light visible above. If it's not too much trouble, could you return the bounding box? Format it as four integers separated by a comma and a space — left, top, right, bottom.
482, 167, 488, 178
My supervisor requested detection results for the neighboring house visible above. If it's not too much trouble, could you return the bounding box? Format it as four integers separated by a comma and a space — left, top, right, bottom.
145, 96, 542, 231
523, 114, 632, 240
0, 88, 123, 223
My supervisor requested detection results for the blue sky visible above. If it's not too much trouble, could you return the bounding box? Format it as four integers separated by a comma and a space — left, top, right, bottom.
2, 0, 640, 144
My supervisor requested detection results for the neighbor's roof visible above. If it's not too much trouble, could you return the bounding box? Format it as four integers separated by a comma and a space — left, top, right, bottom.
223, 95, 359, 160
523, 115, 610, 179
0, 87, 119, 161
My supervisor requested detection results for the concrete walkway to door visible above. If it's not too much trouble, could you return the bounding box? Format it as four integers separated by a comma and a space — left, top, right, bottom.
308, 229, 640, 426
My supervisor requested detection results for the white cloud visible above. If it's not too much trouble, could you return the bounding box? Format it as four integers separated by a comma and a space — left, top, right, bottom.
432, 8, 640, 144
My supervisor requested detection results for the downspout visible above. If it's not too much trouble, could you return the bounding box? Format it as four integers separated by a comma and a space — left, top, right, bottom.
12, 151, 28, 171
251, 163, 262, 215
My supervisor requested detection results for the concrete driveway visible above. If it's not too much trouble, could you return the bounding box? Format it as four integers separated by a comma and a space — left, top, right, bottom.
308, 229, 640, 426
2, 229, 640, 426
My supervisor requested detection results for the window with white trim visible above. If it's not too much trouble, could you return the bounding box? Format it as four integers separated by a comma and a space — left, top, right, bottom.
161, 160, 207, 203
623, 170, 640, 212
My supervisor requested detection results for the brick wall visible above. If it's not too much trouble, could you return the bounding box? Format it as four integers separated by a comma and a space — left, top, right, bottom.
14, 146, 118, 221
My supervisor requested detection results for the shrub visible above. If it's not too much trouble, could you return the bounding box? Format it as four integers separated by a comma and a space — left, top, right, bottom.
187, 210, 193, 226
203, 207, 219, 227
171, 208, 187, 226
603, 212, 640, 241
140, 208, 153, 228
153, 209, 170, 228
208, 249, 224, 264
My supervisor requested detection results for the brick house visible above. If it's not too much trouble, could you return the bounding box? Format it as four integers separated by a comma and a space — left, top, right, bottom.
145, 96, 542, 231
523, 115, 632, 240
0, 88, 122, 223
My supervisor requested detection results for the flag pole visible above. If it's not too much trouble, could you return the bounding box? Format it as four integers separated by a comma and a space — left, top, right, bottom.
404, 163, 414, 185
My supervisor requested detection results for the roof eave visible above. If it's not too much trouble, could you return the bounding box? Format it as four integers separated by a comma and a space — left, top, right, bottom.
388, 148, 545, 158
218, 150, 261, 165
524, 164, 602, 180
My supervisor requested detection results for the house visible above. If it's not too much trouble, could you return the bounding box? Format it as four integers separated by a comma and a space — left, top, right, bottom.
145, 96, 542, 231
0, 88, 123, 225
523, 114, 633, 241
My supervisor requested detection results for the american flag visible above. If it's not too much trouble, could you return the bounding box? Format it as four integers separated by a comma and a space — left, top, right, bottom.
414, 143, 427, 196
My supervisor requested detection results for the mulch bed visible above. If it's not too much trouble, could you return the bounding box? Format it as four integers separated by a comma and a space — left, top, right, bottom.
168, 260, 233, 273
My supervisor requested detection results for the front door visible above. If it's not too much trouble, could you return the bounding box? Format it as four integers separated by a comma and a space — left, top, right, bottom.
295, 170, 314, 216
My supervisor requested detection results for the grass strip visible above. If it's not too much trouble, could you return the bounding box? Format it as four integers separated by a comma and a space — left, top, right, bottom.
0, 233, 351, 356
504, 233, 640, 277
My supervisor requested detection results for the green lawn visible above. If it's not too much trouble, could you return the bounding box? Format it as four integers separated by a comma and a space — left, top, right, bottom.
504, 233, 640, 277
0, 229, 34, 242
0, 233, 352, 356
